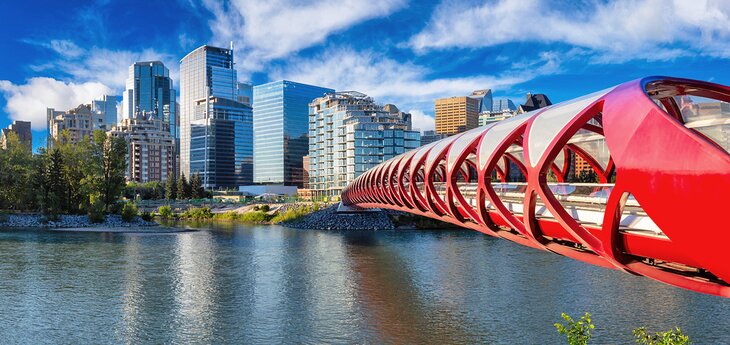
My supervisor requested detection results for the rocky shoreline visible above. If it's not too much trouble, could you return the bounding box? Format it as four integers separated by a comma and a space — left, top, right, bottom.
0, 214, 159, 229
283, 205, 395, 230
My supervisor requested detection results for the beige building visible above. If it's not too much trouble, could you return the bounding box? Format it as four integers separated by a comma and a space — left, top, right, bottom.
47, 104, 105, 146
109, 118, 175, 183
1, 120, 32, 150
434, 96, 480, 135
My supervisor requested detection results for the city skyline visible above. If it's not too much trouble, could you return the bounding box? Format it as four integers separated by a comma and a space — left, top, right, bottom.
1, 1, 729, 151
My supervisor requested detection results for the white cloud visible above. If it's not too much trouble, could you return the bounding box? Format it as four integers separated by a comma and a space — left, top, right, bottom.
408, 109, 435, 133
202, 0, 407, 73
0, 78, 111, 130
409, 0, 730, 61
28, 40, 178, 92
271, 48, 562, 112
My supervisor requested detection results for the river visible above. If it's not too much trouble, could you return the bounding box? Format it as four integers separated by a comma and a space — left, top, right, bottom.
0, 223, 727, 344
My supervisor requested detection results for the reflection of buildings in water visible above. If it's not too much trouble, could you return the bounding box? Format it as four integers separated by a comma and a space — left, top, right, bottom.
344, 234, 484, 343
293, 231, 360, 341
171, 232, 218, 342
121, 236, 144, 339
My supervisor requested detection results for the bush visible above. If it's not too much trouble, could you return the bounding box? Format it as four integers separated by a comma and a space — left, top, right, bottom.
260, 204, 270, 212
238, 210, 269, 223
213, 211, 241, 221
87, 194, 106, 223
555, 313, 594, 345
120, 201, 138, 222
141, 211, 153, 222
157, 205, 173, 219
180, 207, 213, 219
633, 327, 690, 345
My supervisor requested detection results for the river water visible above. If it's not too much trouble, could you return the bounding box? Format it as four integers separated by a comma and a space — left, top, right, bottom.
0, 223, 727, 344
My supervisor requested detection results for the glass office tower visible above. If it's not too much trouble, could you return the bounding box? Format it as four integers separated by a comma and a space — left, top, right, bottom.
91, 95, 119, 129
180, 45, 253, 189
253, 80, 333, 187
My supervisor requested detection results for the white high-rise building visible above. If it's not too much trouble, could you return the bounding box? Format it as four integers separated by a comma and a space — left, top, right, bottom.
308, 91, 420, 199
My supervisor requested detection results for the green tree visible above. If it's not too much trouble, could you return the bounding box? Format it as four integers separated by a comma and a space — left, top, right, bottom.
0, 132, 37, 210
87, 131, 127, 211
57, 130, 92, 213
177, 173, 189, 200
633, 327, 690, 345
165, 173, 177, 200
555, 312, 594, 345
190, 173, 204, 199
41, 148, 68, 216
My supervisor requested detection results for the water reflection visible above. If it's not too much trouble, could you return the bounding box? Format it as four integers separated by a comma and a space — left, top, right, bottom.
0, 226, 727, 344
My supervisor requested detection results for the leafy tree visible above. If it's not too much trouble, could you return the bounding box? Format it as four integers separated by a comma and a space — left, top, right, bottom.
555, 312, 594, 345
177, 173, 189, 200
58, 130, 93, 213
91, 131, 127, 210
0, 132, 37, 210
576, 169, 599, 183
165, 173, 177, 200
120, 200, 138, 222
633, 327, 690, 345
190, 173, 204, 199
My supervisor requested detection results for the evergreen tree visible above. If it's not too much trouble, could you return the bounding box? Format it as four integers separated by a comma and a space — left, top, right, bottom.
190, 173, 204, 199
44, 148, 67, 215
165, 173, 177, 200
177, 173, 188, 200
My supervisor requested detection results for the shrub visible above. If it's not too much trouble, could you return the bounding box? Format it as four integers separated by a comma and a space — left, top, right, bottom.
141, 211, 153, 222
252, 205, 259, 211
555, 313, 594, 345
157, 205, 173, 219
180, 207, 213, 219
313, 202, 320, 212
260, 204, 270, 212
238, 210, 269, 223
120, 201, 138, 222
213, 211, 241, 221
87, 194, 106, 223
633, 327, 690, 345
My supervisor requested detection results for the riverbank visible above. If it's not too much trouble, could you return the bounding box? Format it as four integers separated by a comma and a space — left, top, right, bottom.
281, 205, 463, 231
0, 214, 158, 229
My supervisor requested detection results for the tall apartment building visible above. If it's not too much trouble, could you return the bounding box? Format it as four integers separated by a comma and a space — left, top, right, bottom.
122, 61, 177, 174
180, 45, 253, 189
253, 80, 333, 187
109, 118, 174, 183
47, 104, 105, 147
435, 95, 480, 135
309, 91, 420, 199
1, 120, 32, 150
91, 95, 119, 129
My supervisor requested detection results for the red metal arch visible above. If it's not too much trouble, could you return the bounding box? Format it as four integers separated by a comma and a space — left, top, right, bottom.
341, 76, 730, 297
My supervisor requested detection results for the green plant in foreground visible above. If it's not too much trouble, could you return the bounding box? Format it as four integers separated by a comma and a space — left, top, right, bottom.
157, 205, 173, 219
120, 201, 138, 222
633, 327, 690, 345
87, 193, 106, 223
555, 312, 594, 345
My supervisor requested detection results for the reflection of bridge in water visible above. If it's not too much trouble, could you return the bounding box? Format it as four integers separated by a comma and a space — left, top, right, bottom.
341, 76, 730, 297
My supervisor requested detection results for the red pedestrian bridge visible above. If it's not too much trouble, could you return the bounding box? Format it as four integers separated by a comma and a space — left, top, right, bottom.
340, 76, 730, 297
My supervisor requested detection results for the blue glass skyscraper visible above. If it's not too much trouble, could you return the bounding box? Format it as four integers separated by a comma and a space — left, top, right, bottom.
180, 45, 253, 188
253, 80, 333, 187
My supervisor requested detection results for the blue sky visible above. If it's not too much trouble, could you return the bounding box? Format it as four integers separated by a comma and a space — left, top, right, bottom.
1, 0, 729, 151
